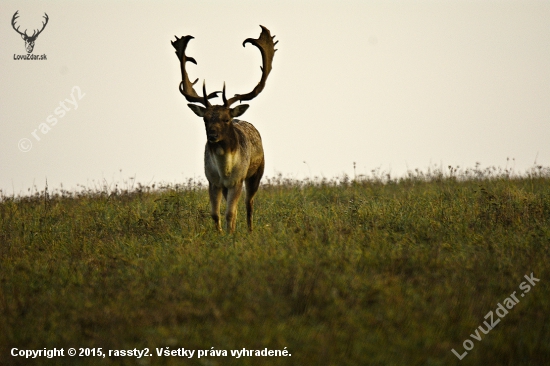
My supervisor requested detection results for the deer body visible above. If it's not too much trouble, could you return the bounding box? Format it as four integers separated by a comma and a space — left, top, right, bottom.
172, 26, 276, 233
205, 120, 264, 188
204, 120, 265, 232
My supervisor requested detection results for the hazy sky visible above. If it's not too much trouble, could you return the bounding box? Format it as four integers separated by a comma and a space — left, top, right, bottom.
2, 0, 549, 195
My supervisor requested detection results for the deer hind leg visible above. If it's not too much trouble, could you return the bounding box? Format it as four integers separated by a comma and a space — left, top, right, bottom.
225, 182, 243, 234
222, 187, 228, 201
208, 184, 223, 232
244, 160, 265, 232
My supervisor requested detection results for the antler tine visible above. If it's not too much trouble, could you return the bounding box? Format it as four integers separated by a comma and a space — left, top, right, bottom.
222, 82, 228, 106
172, 35, 219, 106
202, 80, 212, 107
225, 25, 277, 107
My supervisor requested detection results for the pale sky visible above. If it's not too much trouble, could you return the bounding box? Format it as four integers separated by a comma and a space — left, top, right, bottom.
1, 1, 549, 195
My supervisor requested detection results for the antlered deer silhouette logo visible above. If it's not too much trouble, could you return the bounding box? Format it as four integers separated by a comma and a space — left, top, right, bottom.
12, 11, 49, 53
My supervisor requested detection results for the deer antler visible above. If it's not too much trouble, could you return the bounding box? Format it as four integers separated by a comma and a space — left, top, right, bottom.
30, 13, 49, 39
11, 11, 26, 37
172, 35, 219, 107
224, 25, 278, 107
12, 11, 49, 40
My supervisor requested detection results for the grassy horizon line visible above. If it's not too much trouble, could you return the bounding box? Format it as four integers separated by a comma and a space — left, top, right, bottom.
2, 163, 549, 201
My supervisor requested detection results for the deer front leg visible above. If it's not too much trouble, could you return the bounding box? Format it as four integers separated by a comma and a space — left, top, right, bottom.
208, 183, 223, 232
225, 182, 243, 234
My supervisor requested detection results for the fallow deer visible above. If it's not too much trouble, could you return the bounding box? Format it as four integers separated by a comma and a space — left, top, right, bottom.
172, 26, 277, 233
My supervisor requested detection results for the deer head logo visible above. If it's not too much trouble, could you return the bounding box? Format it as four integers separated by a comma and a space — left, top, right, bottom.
12, 11, 49, 54
172, 26, 277, 233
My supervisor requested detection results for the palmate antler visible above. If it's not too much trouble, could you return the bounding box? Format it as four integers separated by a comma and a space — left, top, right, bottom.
223, 26, 278, 108
172, 35, 220, 107
172, 26, 277, 108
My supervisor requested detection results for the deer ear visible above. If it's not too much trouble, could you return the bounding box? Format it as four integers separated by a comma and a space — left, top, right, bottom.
187, 104, 206, 117
231, 104, 249, 118
21, 34, 26, 40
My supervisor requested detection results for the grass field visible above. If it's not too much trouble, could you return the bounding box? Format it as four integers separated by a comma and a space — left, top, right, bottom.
1, 165, 549, 365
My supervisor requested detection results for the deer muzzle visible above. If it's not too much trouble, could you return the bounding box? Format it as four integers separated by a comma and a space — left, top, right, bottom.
207, 132, 220, 143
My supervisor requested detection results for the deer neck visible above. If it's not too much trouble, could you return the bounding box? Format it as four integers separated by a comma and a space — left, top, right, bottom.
207, 122, 239, 157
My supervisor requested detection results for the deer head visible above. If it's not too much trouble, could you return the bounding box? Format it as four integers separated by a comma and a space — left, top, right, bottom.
172, 26, 277, 143
12, 11, 49, 54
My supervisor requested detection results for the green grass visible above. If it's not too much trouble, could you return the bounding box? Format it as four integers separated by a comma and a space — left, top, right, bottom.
1, 165, 550, 365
